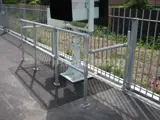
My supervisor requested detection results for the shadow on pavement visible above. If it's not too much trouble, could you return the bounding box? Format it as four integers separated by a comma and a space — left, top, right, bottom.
13, 60, 160, 120
4, 31, 160, 120
13, 60, 112, 110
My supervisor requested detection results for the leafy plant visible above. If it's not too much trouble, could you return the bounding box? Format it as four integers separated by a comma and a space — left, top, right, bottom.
66, 49, 72, 56
39, 0, 49, 5
4, 0, 18, 4
110, 0, 152, 9
99, 59, 125, 78
136, 78, 148, 88
131, 0, 152, 9
29, 1, 37, 5
154, 34, 160, 50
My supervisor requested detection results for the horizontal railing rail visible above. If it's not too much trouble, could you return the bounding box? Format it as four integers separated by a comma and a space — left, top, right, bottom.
21, 19, 88, 37
89, 43, 128, 54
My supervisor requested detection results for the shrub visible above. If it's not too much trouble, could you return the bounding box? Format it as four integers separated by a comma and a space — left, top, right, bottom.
110, 0, 152, 9
39, 0, 49, 5
29, 1, 37, 5
131, 0, 152, 9
4, 0, 18, 4
99, 59, 125, 78
66, 49, 72, 56
154, 34, 160, 50
70, 21, 86, 28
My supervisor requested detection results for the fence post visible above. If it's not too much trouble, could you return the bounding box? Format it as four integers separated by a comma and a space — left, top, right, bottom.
20, 21, 24, 61
123, 18, 138, 90
22, 8, 26, 19
22, 8, 27, 40
33, 23, 39, 71
2, 6, 7, 33
51, 29, 54, 67
81, 35, 90, 107
5, 7, 8, 32
0, 5, 2, 27
53, 29, 60, 86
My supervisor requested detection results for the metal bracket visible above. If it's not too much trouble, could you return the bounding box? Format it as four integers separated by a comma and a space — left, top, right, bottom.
61, 35, 92, 83
85, 0, 90, 9
61, 36, 84, 83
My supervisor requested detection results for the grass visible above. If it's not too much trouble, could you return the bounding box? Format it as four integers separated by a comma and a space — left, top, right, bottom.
154, 89, 160, 95
66, 49, 72, 56
97, 59, 125, 78
66, 47, 84, 59
110, 0, 152, 9
136, 77, 148, 88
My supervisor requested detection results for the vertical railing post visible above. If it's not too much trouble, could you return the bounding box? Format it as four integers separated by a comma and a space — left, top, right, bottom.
51, 29, 54, 67
2, 6, 7, 33
22, 8, 27, 40
33, 23, 39, 71
22, 8, 26, 19
0, 5, 1, 26
20, 21, 24, 61
123, 18, 138, 90
5, 7, 8, 32
81, 34, 90, 107
53, 28, 60, 86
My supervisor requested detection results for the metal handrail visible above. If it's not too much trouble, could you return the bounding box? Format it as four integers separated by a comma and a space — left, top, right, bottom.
20, 19, 90, 107
20, 19, 89, 37
89, 43, 128, 54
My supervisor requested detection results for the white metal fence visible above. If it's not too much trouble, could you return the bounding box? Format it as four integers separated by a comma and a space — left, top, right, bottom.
110, 8, 160, 102
1, 5, 160, 104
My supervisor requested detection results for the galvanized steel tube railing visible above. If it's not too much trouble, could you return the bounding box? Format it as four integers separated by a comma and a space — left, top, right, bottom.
20, 19, 90, 107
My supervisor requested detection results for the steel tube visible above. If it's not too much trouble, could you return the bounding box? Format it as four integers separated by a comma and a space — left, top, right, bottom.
123, 19, 139, 90
33, 23, 38, 71
21, 24, 24, 60
20, 19, 88, 37
89, 43, 128, 54
53, 29, 60, 86
134, 10, 144, 89
147, 10, 159, 95
109, 15, 160, 23
82, 36, 89, 107
123, 31, 131, 90
0, 6, 46, 11
140, 10, 152, 92
23, 25, 41, 29
118, 8, 126, 82
51, 29, 54, 67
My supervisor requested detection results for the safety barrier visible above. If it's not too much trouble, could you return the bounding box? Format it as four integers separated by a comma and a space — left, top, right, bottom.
19, 18, 138, 106
1, 4, 160, 106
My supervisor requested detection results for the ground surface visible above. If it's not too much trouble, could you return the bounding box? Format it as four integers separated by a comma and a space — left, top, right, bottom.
0, 31, 160, 120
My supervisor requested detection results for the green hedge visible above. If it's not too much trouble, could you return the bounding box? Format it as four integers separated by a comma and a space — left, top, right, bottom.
4, 0, 18, 4
29, 1, 38, 5
110, 0, 152, 9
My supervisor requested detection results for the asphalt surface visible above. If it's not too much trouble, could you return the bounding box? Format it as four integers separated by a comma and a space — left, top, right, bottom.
0, 31, 160, 120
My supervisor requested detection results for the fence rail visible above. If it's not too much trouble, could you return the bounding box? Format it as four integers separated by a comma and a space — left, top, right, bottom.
1, 5, 160, 104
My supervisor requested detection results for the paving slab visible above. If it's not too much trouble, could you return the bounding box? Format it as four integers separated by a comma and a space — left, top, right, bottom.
0, 31, 160, 120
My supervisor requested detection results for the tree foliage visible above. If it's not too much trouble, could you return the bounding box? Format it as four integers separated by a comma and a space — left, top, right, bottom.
111, 0, 152, 9
40, 0, 49, 5
131, 0, 152, 9
3, 0, 18, 4
25, 0, 32, 4
29, 0, 37, 5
